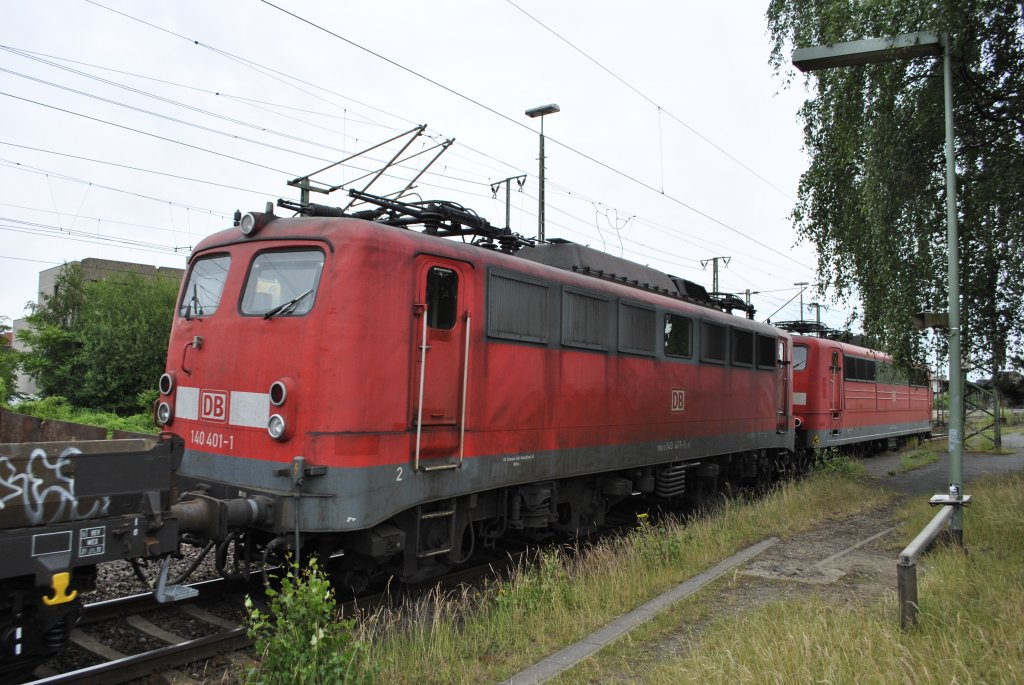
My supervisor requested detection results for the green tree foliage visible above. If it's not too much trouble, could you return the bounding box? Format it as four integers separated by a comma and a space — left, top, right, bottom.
767, 0, 1024, 372
0, 317, 19, 405
17, 264, 179, 414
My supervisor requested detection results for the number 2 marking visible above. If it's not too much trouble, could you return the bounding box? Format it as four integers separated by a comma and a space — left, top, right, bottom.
396, 467, 404, 482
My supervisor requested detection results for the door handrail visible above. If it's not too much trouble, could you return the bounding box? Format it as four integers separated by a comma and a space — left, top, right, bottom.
414, 304, 428, 471
457, 314, 471, 466
413, 307, 468, 472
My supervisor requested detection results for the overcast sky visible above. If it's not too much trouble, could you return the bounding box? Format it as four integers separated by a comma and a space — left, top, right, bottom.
0, 1, 841, 329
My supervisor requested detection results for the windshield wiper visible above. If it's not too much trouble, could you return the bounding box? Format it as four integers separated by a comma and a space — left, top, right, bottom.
263, 289, 312, 319
185, 284, 204, 321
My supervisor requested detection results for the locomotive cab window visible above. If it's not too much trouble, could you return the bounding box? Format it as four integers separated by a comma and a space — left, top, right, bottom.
793, 345, 808, 371
241, 249, 324, 317
179, 254, 230, 319
700, 321, 728, 364
664, 313, 692, 358
426, 267, 458, 330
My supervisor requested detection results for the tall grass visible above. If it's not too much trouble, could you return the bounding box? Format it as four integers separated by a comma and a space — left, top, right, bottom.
352, 472, 892, 684
900, 439, 943, 472
603, 473, 1024, 684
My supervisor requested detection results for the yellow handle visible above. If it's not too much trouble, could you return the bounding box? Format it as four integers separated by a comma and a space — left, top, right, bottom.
42, 572, 78, 606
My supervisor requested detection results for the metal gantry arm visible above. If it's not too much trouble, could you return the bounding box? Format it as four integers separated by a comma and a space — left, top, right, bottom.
288, 125, 427, 203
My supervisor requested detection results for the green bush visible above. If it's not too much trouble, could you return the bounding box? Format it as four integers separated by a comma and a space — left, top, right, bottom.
245, 559, 373, 684
11, 396, 157, 436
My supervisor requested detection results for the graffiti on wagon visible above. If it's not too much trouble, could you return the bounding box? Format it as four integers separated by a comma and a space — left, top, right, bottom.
0, 447, 110, 527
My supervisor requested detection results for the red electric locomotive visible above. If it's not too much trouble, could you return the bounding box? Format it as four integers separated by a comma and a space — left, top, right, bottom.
155, 194, 796, 584
790, 334, 931, 453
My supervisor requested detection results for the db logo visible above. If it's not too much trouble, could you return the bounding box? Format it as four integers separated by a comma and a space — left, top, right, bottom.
670, 388, 686, 413
200, 390, 229, 423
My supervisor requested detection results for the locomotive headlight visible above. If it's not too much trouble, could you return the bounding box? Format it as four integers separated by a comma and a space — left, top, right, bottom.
159, 372, 175, 396
269, 380, 288, 407
268, 414, 287, 440
240, 203, 276, 237
156, 401, 174, 425
239, 212, 260, 236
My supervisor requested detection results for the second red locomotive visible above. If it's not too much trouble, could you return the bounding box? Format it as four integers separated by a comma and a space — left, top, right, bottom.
790, 334, 932, 453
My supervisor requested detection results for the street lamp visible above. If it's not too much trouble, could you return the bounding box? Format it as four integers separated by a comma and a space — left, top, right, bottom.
525, 103, 560, 243
793, 31, 966, 542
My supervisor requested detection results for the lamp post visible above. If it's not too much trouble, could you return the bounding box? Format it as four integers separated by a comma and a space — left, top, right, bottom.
525, 103, 560, 243
793, 31, 965, 543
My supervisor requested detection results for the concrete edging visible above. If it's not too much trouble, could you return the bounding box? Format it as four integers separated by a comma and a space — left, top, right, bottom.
503, 536, 779, 685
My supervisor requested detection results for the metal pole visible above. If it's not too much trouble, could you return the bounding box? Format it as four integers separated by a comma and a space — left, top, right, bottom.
490, 175, 527, 231
792, 282, 809, 321
505, 178, 512, 230
809, 302, 821, 326
942, 33, 965, 544
897, 561, 918, 629
538, 117, 546, 243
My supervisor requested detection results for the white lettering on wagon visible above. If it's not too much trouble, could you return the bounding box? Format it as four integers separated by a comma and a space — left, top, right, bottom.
657, 440, 692, 453
502, 454, 535, 467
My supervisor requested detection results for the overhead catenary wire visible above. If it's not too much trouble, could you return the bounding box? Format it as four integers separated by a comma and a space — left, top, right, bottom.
0, 141, 278, 197
503, 0, 796, 203
247, 1, 811, 271
0, 217, 184, 254
82, 0, 420, 127
0, 91, 294, 176
61, 2, 814, 285
1, 4, 818, 308
0, 158, 233, 219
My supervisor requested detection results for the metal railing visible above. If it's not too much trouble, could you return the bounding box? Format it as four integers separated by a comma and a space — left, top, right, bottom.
897, 494, 971, 629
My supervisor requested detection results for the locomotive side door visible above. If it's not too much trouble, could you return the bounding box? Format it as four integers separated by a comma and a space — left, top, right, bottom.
828, 346, 843, 435
410, 257, 474, 470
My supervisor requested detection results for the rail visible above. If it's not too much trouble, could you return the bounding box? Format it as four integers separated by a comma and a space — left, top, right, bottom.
897, 494, 971, 629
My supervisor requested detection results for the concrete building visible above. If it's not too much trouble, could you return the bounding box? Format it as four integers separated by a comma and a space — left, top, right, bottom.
12, 258, 185, 396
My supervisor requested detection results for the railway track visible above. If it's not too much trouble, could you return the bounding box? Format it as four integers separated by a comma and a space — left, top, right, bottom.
26, 578, 253, 685
21, 549, 528, 684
